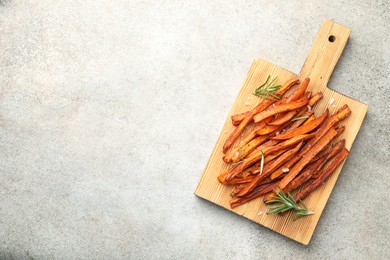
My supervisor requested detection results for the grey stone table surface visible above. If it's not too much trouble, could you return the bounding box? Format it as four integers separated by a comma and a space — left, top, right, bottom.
0, 1, 389, 259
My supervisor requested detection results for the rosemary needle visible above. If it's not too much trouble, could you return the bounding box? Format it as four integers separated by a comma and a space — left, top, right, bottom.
253, 75, 281, 100
231, 145, 246, 166
231, 159, 245, 166
266, 187, 314, 220
259, 150, 265, 175
291, 115, 309, 121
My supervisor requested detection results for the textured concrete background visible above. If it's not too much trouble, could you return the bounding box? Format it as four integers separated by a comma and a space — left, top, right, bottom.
0, 0, 389, 259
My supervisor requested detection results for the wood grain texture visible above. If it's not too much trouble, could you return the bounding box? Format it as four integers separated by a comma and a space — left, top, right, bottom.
194, 20, 368, 245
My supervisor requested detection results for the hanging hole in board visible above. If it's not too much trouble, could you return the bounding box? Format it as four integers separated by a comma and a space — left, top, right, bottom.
328, 35, 336, 42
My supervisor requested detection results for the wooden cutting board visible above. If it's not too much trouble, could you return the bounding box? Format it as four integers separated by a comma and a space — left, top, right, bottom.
194, 19, 368, 245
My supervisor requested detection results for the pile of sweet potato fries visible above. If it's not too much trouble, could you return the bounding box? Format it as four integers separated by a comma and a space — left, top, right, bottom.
218, 77, 350, 210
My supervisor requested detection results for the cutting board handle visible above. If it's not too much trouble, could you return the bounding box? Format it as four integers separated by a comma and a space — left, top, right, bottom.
299, 19, 351, 87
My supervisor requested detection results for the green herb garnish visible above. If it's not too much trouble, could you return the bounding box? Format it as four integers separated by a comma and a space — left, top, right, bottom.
231, 159, 245, 166
231, 145, 246, 166
266, 187, 314, 220
253, 75, 281, 100
259, 150, 265, 175
291, 115, 309, 122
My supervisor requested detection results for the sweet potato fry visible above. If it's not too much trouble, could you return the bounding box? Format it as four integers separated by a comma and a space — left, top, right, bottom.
232, 97, 288, 128
310, 143, 331, 163
245, 149, 290, 176
295, 148, 349, 201
223, 79, 299, 153
230, 184, 245, 197
267, 110, 298, 126
335, 125, 345, 137
225, 134, 313, 182
312, 139, 345, 178
227, 135, 269, 163
224, 122, 273, 163
236, 142, 303, 197
258, 175, 280, 186
223, 175, 256, 185
326, 139, 346, 161
253, 95, 309, 123
267, 92, 312, 126
283, 110, 314, 132
298, 105, 351, 156
265, 127, 339, 201
256, 120, 290, 135
283, 156, 328, 194
269, 155, 301, 180
231, 175, 279, 197
285, 78, 310, 103
302, 114, 317, 126
271, 109, 329, 140
265, 133, 314, 155
231, 111, 251, 126
235, 164, 259, 178
224, 120, 272, 163
252, 139, 279, 153
237, 116, 275, 145
218, 170, 229, 184
308, 92, 323, 107
230, 182, 277, 208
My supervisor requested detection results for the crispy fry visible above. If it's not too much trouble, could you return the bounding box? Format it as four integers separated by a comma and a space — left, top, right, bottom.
310, 143, 331, 163
230, 182, 277, 208
253, 95, 310, 123
266, 134, 314, 155
285, 78, 310, 103
237, 116, 275, 145
231, 111, 251, 126
283, 110, 314, 132
271, 109, 329, 140
236, 142, 303, 197
268, 92, 312, 126
302, 114, 317, 126
227, 135, 269, 163
252, 139, 279, 153
223, 79, 299, 153
308, 92, 324, 107
283, 156, 328, 194
218, 170, 229, 184
256, 120, 290, 135
298, 105, 351, 155
244, 149, 290, 176
225, 134, 313, 182
335, 125, 345, 137
312, 139, 345, 178
224, 120, 271, 163
224, 121, 273, 163
326, 139, 346, 161
230, 176, 278, 197
267, 110, 298, 126
265, 127, 339, 201
269, 155, 300, 180
295, 148, 349, 201
235, 165, 258, 179
223, 175, 256, 185
231, 97, 288, 127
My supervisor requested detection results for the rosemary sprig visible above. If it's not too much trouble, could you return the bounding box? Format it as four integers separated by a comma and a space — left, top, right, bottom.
266, 188, 314, 220
291, 115, 309, 121
253, 75, 281, 100
231, 159, 245, 166
259, 150, 265, 175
